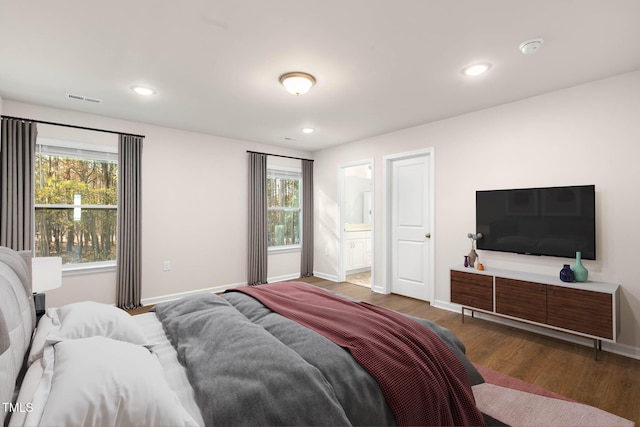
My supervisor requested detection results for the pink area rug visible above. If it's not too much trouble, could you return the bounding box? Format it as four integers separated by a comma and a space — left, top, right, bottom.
473, 364, 634, 427
474, 364, 575, 402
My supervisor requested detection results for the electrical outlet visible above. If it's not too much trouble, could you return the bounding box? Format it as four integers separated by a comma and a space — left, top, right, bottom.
163, 261, 171, 271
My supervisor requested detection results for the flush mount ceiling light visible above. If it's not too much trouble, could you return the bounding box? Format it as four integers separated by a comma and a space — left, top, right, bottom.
301, 127, 315, 134
279, 72, 316, 96
519, 38, 544, 55
462, 63, 492, 77
131, 86, 155, 96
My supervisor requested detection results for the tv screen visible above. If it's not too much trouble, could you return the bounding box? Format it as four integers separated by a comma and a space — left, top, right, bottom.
476, 185, 596, 260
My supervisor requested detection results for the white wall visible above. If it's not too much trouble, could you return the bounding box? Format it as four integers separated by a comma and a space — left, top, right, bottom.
2, 100, 310, 306
313, 70, 640, 356
3, 71, 639, 356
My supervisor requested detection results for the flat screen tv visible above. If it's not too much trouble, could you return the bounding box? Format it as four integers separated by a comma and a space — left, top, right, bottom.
476, 185, 596, 260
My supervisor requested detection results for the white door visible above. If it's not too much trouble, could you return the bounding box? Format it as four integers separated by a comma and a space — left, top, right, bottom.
389, 152, 432, 301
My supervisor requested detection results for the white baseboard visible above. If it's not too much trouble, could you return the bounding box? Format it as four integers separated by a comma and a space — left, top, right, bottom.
143, 273, 311, 306
371, 284, 387, 294
607, 341, 640, 360
141, 281, 246, 306
268, 273, 302, 283
142, 273, 309, 307
432, 299, 640, 361
313, 271, 339, 282
431, 300, 461, 312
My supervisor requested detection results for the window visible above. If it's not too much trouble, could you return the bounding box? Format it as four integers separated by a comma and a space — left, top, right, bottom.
34, 139, 118, 266
267, 167, 301, 249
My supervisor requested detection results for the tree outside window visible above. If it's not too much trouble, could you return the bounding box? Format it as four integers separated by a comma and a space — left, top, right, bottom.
34, 141, 118, 265
267, 168, 301, 249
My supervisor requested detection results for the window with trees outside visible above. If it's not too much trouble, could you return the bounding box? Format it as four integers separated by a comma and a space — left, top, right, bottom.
267, 168, 301, 250
34, 139, 118, 266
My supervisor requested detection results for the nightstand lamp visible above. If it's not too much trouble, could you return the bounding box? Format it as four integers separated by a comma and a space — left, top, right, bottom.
32, 257, 62, 317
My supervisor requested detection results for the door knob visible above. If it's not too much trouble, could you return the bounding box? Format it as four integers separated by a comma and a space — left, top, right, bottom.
425, 233, 431, 238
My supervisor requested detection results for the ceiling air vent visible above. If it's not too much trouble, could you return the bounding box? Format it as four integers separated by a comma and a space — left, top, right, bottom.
65, 93, 103, 104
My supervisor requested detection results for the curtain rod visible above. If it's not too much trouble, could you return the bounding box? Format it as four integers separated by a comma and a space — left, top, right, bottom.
246, 150, 313, 162
1, 115, 145, 139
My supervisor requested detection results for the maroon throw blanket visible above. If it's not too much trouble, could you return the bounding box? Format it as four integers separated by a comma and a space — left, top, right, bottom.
230, 282, 486, 426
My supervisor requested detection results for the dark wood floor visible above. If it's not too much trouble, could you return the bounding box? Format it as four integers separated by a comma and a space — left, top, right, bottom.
131, 277, 640, 425
300, 277, 640, 426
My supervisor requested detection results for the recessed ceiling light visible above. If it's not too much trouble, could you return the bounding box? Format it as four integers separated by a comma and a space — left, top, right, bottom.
301, 128, 314, 134
462, 63, 492, 77
131, 86, 155, 96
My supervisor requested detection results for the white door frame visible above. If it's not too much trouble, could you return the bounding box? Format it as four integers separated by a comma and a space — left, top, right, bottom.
382, 148, 435, 301
338, 158, 374, 283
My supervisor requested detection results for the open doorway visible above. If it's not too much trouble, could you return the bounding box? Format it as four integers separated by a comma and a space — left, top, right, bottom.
339, 160, 373, 287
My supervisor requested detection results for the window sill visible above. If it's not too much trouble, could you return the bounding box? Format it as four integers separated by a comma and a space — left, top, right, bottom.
268, 246, 301, 254
62, 261, 117, 276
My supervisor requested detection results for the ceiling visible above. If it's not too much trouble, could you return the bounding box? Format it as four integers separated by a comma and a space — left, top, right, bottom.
1, 1, 639, 152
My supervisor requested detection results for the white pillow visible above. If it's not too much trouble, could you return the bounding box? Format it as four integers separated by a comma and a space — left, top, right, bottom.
46, 301, 150, 346
34, 336, 198, 427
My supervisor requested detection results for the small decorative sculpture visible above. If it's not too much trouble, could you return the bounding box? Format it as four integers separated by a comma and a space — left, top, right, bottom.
560, 264, 575, 282
468, 248, 477, 267
571, 251, 589, 282
466, 233, 483, 269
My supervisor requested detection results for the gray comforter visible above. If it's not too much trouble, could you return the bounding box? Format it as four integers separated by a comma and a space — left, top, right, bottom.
154, 291, 484, 426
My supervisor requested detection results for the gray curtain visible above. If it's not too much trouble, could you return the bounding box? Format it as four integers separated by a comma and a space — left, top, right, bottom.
0, 118, 36, 251
300, 159, 314, 277
116, 134, 143, 309
248, 152, 268, 285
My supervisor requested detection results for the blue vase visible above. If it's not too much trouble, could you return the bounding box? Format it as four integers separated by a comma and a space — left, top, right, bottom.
559, 264, 574, 282
571, 251, 589, 282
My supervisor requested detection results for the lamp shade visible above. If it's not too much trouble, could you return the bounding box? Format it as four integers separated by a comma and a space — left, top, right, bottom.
32, 257, 62, 293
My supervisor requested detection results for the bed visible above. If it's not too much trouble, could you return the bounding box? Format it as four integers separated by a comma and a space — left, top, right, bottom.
1, 246, 494, 426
